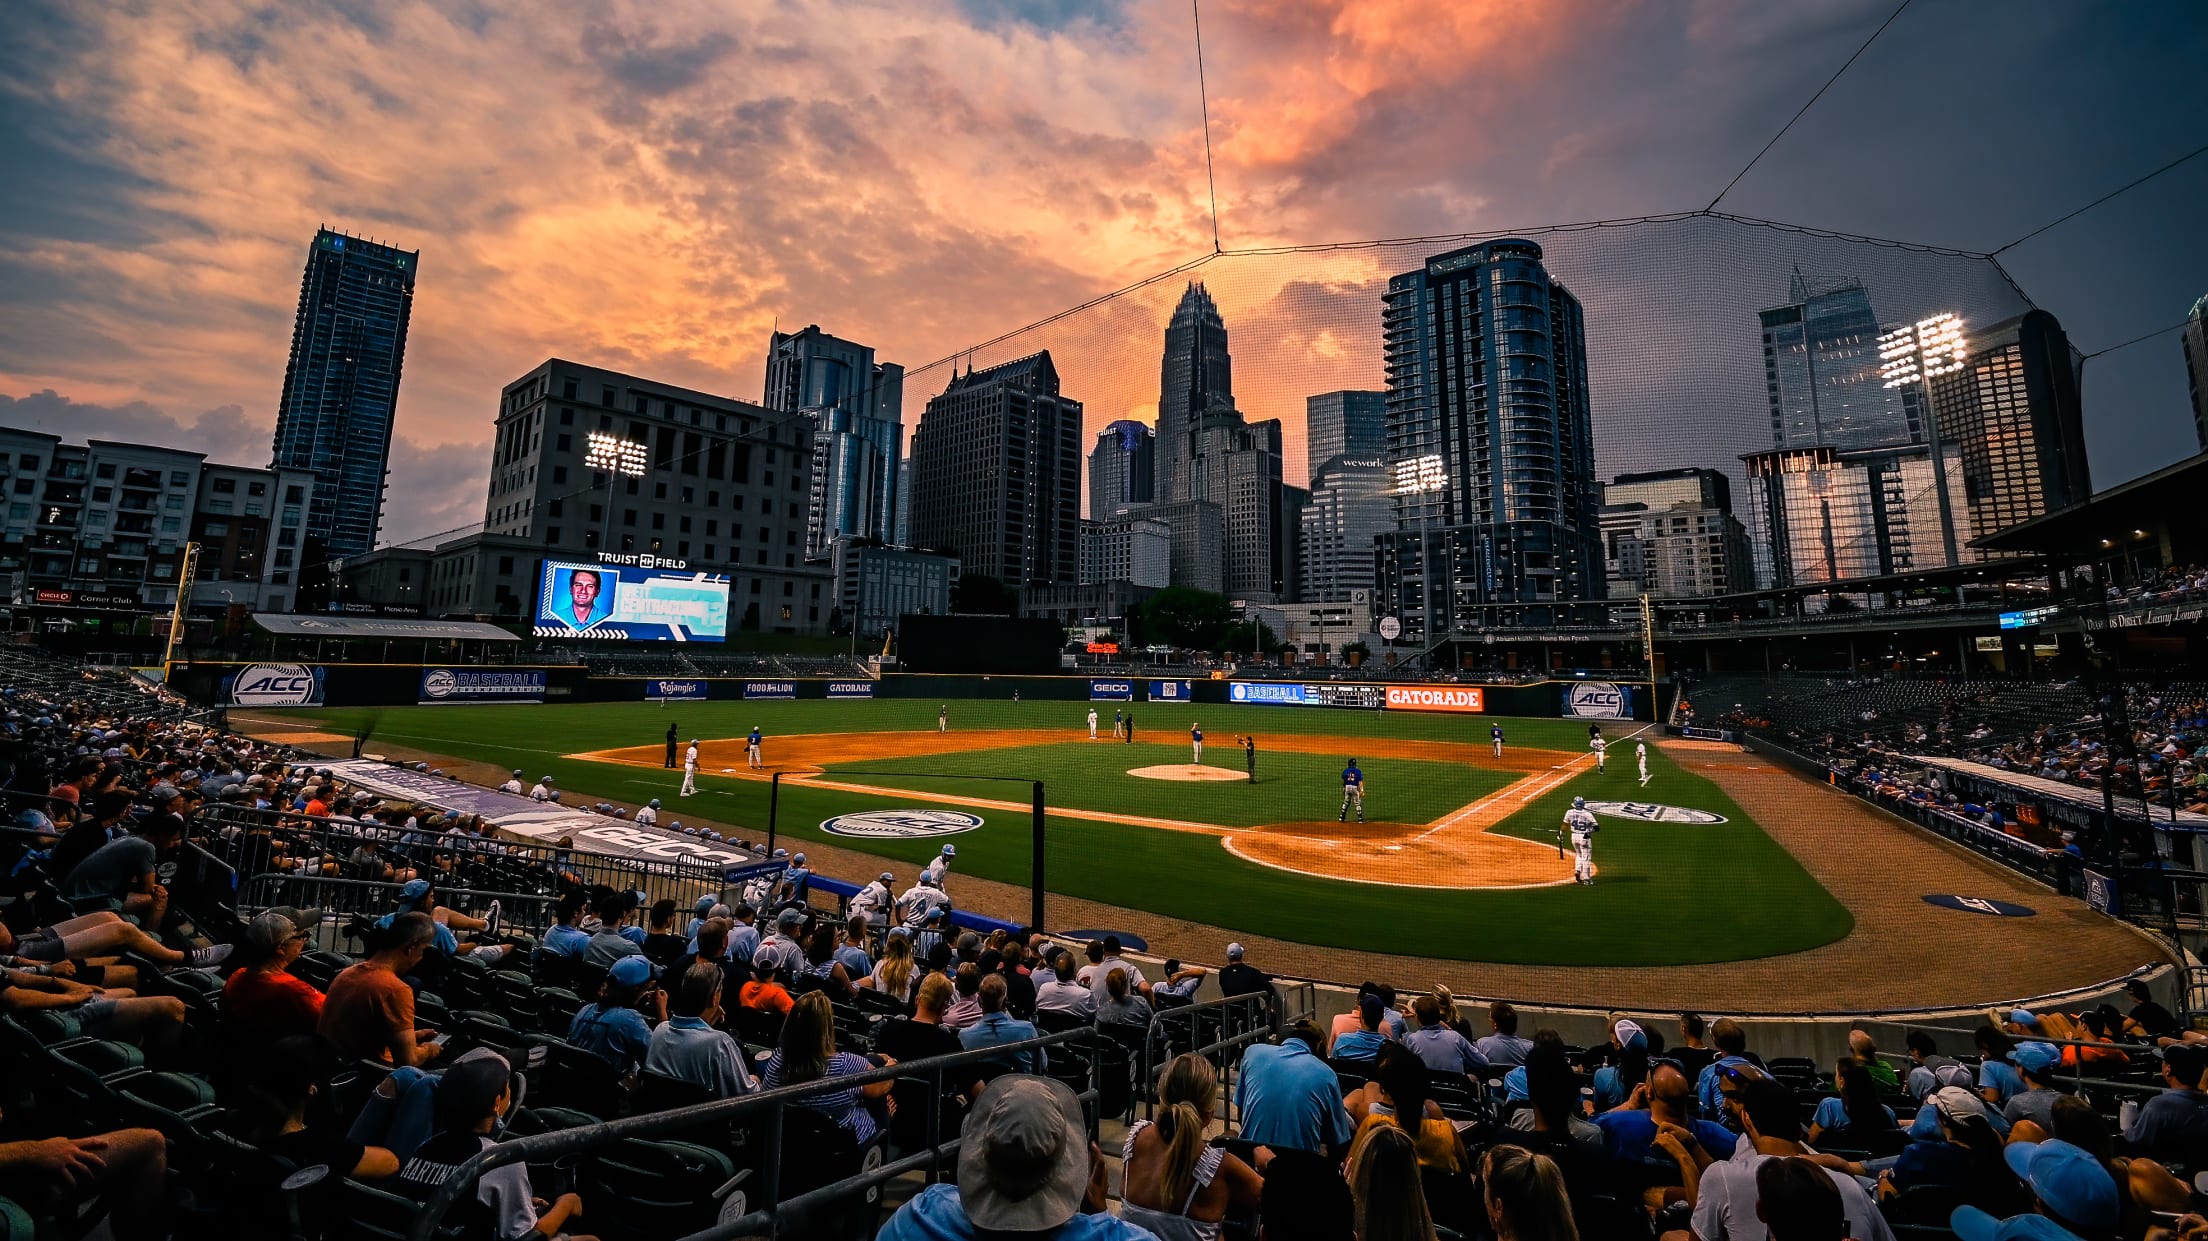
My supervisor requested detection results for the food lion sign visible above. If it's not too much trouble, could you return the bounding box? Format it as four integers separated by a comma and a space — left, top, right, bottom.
1563, 682, 1632, 720
227, 663, 325, 707
821, 810, 984, 840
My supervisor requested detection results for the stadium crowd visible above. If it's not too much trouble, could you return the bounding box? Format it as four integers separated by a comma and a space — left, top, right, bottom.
7, 656, 2208, 1240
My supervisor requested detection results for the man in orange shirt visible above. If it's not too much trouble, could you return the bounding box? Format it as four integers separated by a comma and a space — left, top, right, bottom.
319, 912, 444, 1067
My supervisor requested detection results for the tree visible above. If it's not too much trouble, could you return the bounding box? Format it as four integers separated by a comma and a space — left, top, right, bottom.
1343, 640, 1371, 667
950, 574, 1016, 615
1129, 587, 1234, 650
1220, 620, 1284, 655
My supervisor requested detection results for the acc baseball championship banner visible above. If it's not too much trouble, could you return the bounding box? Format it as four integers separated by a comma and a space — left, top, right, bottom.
826, 681, 877, 699
1148, 679, 1193, 702
1230, 681, 1306, 706
418, 668, 546, 704
1089, 679, 1135, 701
1562, 682, 1634, 720
317, 759, 753, 867
646, 679, 708, 701
743, 681, 797, 700
226, 663, 326, 707
1385, 686, 1484, 714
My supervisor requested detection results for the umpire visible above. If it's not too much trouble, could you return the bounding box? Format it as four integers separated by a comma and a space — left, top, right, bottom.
664, 722, 679, 768
1241, 735, 1257, 783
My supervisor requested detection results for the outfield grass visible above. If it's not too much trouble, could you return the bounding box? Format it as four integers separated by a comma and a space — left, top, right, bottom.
260, 699, 1853, 966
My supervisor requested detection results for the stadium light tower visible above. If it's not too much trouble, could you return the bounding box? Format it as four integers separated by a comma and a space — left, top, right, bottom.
1394, 454, 1447, 653
584, 432, 650, 553
1879, 313, 1967, 567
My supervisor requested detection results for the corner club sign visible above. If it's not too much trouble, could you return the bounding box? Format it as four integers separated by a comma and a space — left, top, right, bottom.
1385, 686, 1484, 713
821, 810, 984, 840
1583, 801, 1728, 824
228, 663, 324, 707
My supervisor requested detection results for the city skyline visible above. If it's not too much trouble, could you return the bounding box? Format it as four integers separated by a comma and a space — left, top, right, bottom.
2, 4, 2203, 550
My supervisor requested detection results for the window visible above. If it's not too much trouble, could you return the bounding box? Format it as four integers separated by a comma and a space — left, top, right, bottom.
634, 395, 648, 414
278, 528, 295, 547
677, 541, 689, 556
273, 549, 293, 568
165, 495, 184, 510
92, 487, 111, 502
160, 517, 180, 532
780, 605, 793, 621
552, 467, 567, 484
559, 407, 574, 426
681, 486, 695, 503
603, 386, 617, 406
623, 509, 637, 527
548, 500, 563, 517
12, 480, 30, 494
170, 470, 190, 487
546, 526, 560, 543
556, 434, 571, 452
651, 513, 665, 530
704, 544, 715, 559
564, 379, 578, 400
96, 463, 116, 479
248, 481, 266, 496
654, 482, 668, 500
679, 516, 692, 533
15, 455, 35, 470
211, 477, 236, 494
285, 485, 305, 503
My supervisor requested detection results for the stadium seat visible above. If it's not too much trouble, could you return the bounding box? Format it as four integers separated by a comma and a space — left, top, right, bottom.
578, 1138, 742, 1241
777, 1110, 888, 1241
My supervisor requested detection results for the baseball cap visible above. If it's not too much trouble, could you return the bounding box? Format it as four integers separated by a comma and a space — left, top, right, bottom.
435, 1055, 514, 1130
708, 904, 732, 920
1613, 1019, 1646, 1051
148, 783, 181, 804
2013, 1042, 2062, 1074
399, 878, 433, 902
694, 895, 717, 915
1357, 994, 1384, 1024
1948, 1209, 2083, 1241
942, 844, 957, 857
608, 956, 657, 987
2159, 1042, 2208, 1085
956, 1077, 1092, 1232
879, 871, 895, 884
1572, 795, 1586, 808
1226, 942, 1245, 961
1929, 1085, 1988, 1123
793, 853, 806, 865
776, 909, 805, 931
540, 775, 555, 783
246, 910, 309, 950
512, 769, 523, 777
1999, 1140, 2117, 1233
2009, 1008, 2039, 1029
648, 799, 661, 809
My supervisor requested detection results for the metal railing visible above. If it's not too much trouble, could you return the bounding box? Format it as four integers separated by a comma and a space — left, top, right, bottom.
1138, 984, 1315, 1124
406, 1027, 1109, 1241
238, 871, 562, 932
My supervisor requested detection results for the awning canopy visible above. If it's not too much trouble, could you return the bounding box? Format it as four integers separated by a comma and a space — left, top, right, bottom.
250, 614, 521, 641
1972, 450, 2208, 558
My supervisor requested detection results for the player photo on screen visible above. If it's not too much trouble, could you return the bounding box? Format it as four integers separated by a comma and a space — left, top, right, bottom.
543, 565, 616, 631
533, 559, 731, 642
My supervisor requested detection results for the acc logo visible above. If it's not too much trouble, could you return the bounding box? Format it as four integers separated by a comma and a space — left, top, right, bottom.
1566, 682, 1627, 718
820, 810, 984, 840
231, 663, 320, 707
421, 668, 460, 700
1582, 801, 1727, 824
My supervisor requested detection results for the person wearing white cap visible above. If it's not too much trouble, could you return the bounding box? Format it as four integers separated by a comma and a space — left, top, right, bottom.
498, 769, 524, 796
1085, 707, 1098, 741
529, 775, 556, 801
681, 739, 700, 795
875, 1075, 1134, 1241
850, 871, 896, 934
1637, 741, 1651, 787
635, 798, 661, 828
922, 843, 956, 888
1562, 796, 1600, 885
1217, 943, 1273, 1000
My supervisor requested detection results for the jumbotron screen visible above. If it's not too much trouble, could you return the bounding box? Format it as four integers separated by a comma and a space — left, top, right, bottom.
532, 559, 730, 643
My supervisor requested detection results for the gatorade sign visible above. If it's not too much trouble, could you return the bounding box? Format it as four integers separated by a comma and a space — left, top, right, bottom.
1385, 686, 1484, 713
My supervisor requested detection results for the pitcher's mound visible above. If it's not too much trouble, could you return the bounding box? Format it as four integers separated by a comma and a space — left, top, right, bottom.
1130, 764, 1247, 782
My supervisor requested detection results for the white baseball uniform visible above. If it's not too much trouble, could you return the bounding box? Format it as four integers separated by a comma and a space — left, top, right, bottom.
1591, 736, 1607, 772
1564, 806, 1599, 883
1087, 709, 1098, 740
635, 805, 658, 827
922, 854, 952, 887
1637, 742, 1650, 786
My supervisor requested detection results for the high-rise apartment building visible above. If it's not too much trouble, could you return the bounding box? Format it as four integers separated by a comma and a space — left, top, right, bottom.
908, 353, 1082, 587
1305, 391, 1387, 486
1299, 455, 1391, 602
1925, 309, 2089, 542
764, 325, 905, 554
1758, 277, 1920, 452
2186, 295, 2208, 451
1080, 516, 1170, 588
270, 228, 418, 560
477, 359, 832, 631
1741, 444, 1974, 587
1154, 283, 1233, 504
1600, 468, 1755, 600
1375, 239, 1605, 639
1088, 420, 1155, 520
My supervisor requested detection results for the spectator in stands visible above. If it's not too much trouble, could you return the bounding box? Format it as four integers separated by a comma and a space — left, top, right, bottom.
1480, 1144, 1578, 1241
798, 913, 859, 998
0, 1109, 167, 1239
396, 1055, 595, 1241
1684, 1076, 1894, 1241
1328, 983, 1407, 1045
1590, 1020, 1650, 1113
56, 797, 181, 925
1946, 1139, 2118, 1241
49, 789, 137, 885
862, 926, 916, 1000
1846, 1030, 1900, 1091
1476, 1001, 1534, 1067
2125, 1043, 2208, 1159
1749, 1158, 1846, 1241
566, 956, 663, 1076
319, 912, 443, 1067
753, 907, 809, 977
1345, 1123, 1434, 1241
640, 898, 687, 966
1330, 994, 1392, 1062
538, 892, 590, 960
1097, 967, 1153, 1030
1695, 1018, 1762, 1120
944, 962, 986, 1031
1506, 1032, 1604, 1160
1344, 1042, 1466, 1174
834, 915, 873, 979
1903, 1029, 1974, 1099
581, 892, 645, 968
0, 905, 228, 978
1403, 994, 1488, 1076
1121, 1053, 1268, 1240
220, 909, 324, 1043
874, 1076, 1135, 1241
877, 973, 964, 1065
960, 974, 1046, 1072
1236, 1020, 1354, 1157
1151, 958, 1206, 1003
377, 878, 509, 968
2001, 1042, 2067, 1132
1803, 1057, 1896, 1147
994, 944, 1039, 1018
1217, 942, 1272, 1000
726, 902, 762, 964
762, 992, 894, 1142
1076, 939, 1105, 988
643, 963, 754, 1099
1036, 951, 1097, 1019
1974, 1025, 2024, 1109
2123, 977, 2182, 1042
1877, 1086, 2026, 1217
243, 1034, 400, 1181
1593, 1062, 1736, 1168
1089, 936, 1145, 1003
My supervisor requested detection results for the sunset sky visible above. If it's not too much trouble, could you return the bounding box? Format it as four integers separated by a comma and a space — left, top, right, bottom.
3, 1, 2203, 547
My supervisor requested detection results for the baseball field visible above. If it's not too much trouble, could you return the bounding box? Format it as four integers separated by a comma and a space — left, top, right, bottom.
242, 698, 1854, 967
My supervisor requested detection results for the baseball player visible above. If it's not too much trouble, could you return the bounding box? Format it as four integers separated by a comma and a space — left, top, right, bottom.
1190, 722, 1204, 764
1563, 796, 1600, 885
498, 768, 525, 795
1087, 708, 1099, 740
922, 843, 956, 887
850, 870, 896, 934
1637, 741, 1651, 787
1113, 708, 1125, 739
1491, 723, 1506, 759
681, 739, 701, 794
1241, 735, 1257, 783
746, 727, 763, 771
529, 775, 556, 801
1590, 728, 1607, 773
898, 875, 950, 928
636, 798, 661, 827
938, 705, 948, 733
1339, 758, 1365, 823
1124, 713, 1135, 744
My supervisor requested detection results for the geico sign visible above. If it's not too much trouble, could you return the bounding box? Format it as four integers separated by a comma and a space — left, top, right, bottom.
1385, 686, 1485, 713
231, 663, 319, 706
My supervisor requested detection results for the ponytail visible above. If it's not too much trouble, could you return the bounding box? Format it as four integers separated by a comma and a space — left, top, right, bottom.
1158, 1101, 1208, 1207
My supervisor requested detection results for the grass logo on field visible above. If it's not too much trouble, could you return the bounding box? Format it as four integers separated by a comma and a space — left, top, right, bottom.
820, 810, 985, 839
1582, 800, 1728, 824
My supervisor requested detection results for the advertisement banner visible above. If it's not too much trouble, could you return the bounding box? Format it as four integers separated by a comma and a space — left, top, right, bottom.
227, 663, 326, 708
1148, 679, 1193, 702
1385, 685, 1486, 713
1229, 681, 1308, 706
826, 681, 877, 699
1089, 679, 1135, 701
532, 557, 732, 643
1561, 681, 1632, 720
418, 668, 547, 704
646, 679, 708, 702
742, 681, 797, 700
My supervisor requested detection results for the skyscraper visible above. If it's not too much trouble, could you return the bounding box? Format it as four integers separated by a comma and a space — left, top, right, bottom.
2183, 294, 2208, 451
1741, 443, 1973, 586
764, 325, 904, 553
1375, 239, 1605, 639
1305, 391, 1387, 486
270, 228, 418, 560
1299, 455, 1391, 602
1088, 420, 1155, 520
1926, 309, 2090, 541
1758, 277, 1920, 452
1600, 468, 1755, 599
1155, 283, 1232, 504
908, 353, 1082, 586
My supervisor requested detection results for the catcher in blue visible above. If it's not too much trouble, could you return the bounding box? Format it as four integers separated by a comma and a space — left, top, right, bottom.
1562, 795, 1600, 884
1338, 758, 1365, 823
